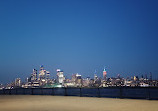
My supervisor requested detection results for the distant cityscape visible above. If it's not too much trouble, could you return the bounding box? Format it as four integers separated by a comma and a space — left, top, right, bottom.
0, 65, 158, 89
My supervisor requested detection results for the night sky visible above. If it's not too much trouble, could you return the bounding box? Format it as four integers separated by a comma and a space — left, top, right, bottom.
0, 0, 158, 83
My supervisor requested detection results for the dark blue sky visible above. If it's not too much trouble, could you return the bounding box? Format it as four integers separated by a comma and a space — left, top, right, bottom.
0, 0, 158, 83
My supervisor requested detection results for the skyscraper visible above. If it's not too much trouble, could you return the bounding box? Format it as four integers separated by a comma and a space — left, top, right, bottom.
31, 69, 37, 82
103, 67, 107, 80
94, 70, 98, 81
46, 71, 50, 80
57, 69, 65, 84
71, 73, 82, 87
38, 65, 46, 80
15, 78, 21, 87
38, 65, 50, 86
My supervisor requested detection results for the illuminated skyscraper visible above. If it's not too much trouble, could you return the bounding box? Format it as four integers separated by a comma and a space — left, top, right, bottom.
38, 65, 50, 86
38, 65, 46, 80
103, 67, 107, 80
31, 69, 37, 81
15, 78, 21, 87
57, 69, 65, 84
94, 70, 98, 81
46, 71, 50, 80
71, 73, 82, 87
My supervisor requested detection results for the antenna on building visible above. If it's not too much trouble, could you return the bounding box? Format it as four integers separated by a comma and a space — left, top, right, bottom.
104, 66, 106, 71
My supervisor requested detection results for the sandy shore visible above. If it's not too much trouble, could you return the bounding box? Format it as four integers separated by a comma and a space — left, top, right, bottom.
0, 95, 158, 111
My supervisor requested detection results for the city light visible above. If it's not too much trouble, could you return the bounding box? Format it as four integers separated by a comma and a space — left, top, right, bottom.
0, 65, 157, 89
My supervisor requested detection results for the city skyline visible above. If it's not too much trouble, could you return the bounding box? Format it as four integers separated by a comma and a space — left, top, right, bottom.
0, 64, 155, 85
0, 63, 157, 84
1, 64, 157, 89
1, 0, 158, 83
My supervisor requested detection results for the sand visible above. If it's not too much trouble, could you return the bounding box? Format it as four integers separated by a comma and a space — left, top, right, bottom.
0, 95, 158, 111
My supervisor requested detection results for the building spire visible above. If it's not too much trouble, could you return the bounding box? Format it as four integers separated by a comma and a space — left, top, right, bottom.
104, 67, 106, 71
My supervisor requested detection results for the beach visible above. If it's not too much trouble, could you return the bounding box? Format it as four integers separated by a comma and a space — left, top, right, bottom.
0, 95, 158, 111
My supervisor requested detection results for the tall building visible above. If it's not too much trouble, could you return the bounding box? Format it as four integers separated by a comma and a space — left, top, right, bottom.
31, 69, 37, 82
46, 71, 50, 80
15, 78, 21, 87
38, 65, 50, 86
71, 73, 82, 87
94, 70, 98, 81
103, 67, 107, 80
57, 69, 65, 84
38, 65, 47, 80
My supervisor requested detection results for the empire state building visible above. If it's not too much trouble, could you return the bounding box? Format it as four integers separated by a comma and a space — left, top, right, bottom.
103, 67, 107, 80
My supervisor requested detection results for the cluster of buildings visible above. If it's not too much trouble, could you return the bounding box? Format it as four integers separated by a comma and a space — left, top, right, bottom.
1, 65, 158, 89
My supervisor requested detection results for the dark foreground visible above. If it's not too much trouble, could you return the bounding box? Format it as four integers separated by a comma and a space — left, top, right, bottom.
1, 87, 158, 100
0, 95, 158, 111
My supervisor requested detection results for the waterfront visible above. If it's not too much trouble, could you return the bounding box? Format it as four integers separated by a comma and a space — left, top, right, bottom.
1, 87, 158, 100
0, 95, 158, 111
